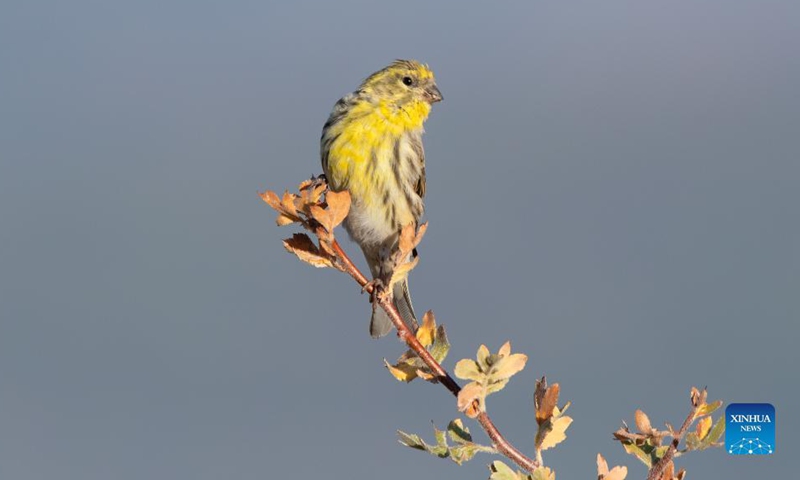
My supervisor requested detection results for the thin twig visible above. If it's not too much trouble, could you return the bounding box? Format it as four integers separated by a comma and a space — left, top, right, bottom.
646, 405, 698, 480
331, 239, 539, 472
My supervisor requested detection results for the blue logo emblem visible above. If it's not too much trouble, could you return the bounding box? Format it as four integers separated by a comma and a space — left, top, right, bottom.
726, 403, 775, 455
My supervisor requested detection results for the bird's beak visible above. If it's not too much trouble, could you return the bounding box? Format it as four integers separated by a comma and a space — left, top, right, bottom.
425, 84, 443, 103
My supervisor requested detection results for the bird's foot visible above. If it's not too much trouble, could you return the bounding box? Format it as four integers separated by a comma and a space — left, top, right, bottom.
362, 277, 385, 296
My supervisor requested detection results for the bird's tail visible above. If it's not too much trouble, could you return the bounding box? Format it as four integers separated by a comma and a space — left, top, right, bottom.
370, 279, 418, 338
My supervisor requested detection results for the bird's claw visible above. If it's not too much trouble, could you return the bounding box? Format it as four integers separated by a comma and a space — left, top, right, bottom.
309, 173, 328, 190
362, 278, 387, 301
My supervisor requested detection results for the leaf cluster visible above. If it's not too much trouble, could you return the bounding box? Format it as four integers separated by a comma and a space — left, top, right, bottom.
610, 387, 724, 480
260, 177, 350, 270
489, 460, 555, 480
398, 419, 497, 465
533, 378, 573, 458
386, 311, 450, 382
454, 342, 528, 418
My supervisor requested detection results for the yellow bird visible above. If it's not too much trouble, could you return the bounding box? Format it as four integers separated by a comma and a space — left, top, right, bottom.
321, 60, 443, 337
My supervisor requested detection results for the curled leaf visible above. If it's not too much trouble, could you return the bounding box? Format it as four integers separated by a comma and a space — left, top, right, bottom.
477, 344, 490, 370
416, 310, 436, 347
690, 387, 707, 408
447, 419, 472, 444
283, 234, 334, 268
535, 383, 560, 425
384, 359, 419, 382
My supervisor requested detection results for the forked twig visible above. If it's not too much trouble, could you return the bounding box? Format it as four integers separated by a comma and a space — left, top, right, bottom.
332, 239, 538, 472
262, 180, 538, 472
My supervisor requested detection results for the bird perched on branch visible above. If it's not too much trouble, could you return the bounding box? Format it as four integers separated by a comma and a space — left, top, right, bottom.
320, 59, 443, 337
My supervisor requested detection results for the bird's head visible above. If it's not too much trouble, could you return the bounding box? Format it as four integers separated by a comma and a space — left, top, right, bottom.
359, 59, 443, 111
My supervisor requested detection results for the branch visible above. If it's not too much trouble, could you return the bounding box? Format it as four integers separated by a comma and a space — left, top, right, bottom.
261, 180, 538, 472
645, 411, 693, 480
333, 239, 538, 472
646, 389, 705, 480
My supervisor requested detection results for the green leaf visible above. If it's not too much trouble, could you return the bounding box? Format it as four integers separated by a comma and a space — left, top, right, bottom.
429, 325, 450, 363
691, 417, 726, 451
653, 445, 669, 460
489, 461, 519, 480
429, 444, 449, 458
685, 432, 700, 451
695, 400, 722, 418
447, 419, 473, 444
536, 415, 573, 451
477, 345, 491, 371
397, 431, 426, 450
449, 444, 479, 465
621, 442, 653, 467
704, 417, 726, 445
488, 353, 528, 382
532, 467, 555, 480
433, 425, 447, 448
485, 378, 510, 395
454, 359, 483, 381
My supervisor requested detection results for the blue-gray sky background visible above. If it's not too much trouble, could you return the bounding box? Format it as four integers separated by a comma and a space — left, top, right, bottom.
1, 1, 797, 479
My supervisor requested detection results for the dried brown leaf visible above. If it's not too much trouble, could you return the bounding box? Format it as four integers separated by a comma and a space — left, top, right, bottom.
635, 409, 652, 434
324, 190, 351, 229
283, 234, 333, 268
415, 222, 428, 245
281, 191, 298, 217
309, 204, 331, 232
389, 254, 419, 286
690, 387, 707, 407
276, 214, 295, 226
318, 238, 336, 257
398, 223, 417, 256
534, 377, 548, 416
660, 461, 674, 480
260, 190, 283, 211
536, 384, 560, 425
297, 177, 327, 206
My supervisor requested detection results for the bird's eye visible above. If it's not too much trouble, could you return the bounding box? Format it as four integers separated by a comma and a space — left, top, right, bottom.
402, 76, 414, 86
